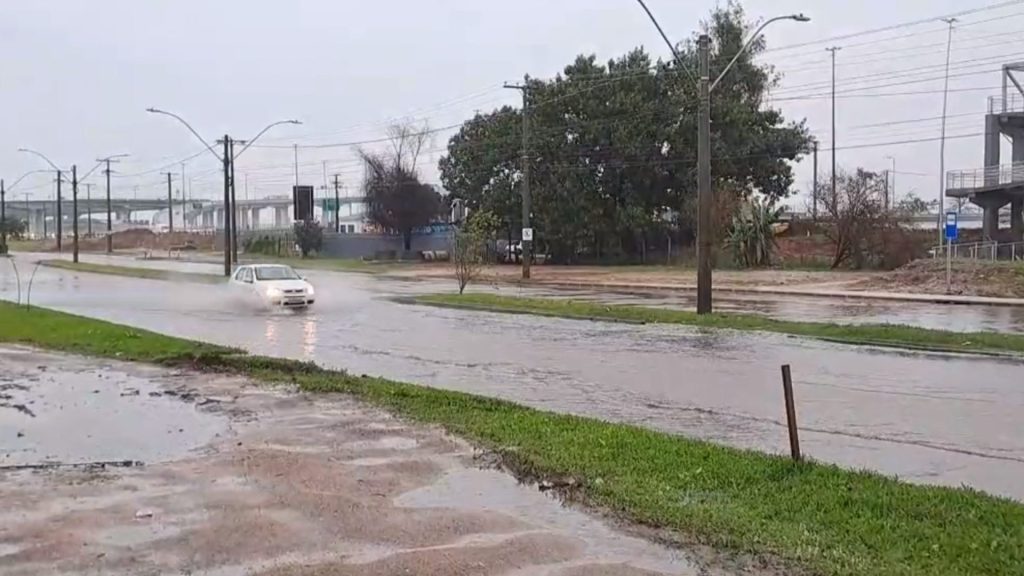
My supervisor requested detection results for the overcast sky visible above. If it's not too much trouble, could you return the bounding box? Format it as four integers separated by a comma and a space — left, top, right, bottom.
1, 0, 1020, 210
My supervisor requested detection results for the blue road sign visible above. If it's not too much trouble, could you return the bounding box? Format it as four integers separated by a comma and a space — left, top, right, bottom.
945, 211, 958, 241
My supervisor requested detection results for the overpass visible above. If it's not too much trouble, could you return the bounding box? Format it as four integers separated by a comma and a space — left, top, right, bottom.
945, 62, 1024, 241
3, 195, 366, 239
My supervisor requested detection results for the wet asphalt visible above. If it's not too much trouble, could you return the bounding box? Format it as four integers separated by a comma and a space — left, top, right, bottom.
2, 254, 1023, 501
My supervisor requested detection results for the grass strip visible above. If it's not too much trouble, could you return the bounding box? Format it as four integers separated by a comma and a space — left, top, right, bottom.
414, 293, 1024, 357
1, 301, 1022, 576
40, 260, 224, 285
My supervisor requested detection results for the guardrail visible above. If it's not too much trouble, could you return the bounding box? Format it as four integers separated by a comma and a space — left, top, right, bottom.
931, 240, 1024, 261
989, 94, 1024, 114
946, 161, 1024, 191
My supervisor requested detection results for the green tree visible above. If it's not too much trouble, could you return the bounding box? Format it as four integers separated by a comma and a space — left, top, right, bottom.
451, 210, 501, 294
293, 220, 323, 257
439, 2, 810, 263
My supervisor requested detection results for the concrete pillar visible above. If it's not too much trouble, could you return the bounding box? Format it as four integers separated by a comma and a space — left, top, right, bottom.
250, 207, 260, 230
216, 209, 224, 229
984, 205, 1000, 240
985, 115, 1002, 187
1012, 199, 1024, 240
274, 207, 287, 228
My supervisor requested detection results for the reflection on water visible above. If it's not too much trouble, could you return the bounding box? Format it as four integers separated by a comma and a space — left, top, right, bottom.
264, 317, 278, 345
303, 316, 318, 359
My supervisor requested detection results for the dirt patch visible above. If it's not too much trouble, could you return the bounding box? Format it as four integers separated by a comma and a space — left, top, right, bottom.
0, 347, 778, 575
26, 229, 216, 253
854, 259, 1024, 298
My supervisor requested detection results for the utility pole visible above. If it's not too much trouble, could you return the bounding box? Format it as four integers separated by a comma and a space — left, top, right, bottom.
827, 46, 841, 203
293, 144, 299, 186
812, 141, 819, 220
333, 174, 341, 233
101, 158, 116, 253
229, 138, 238, 264
885, 155, 896, 208
939, 18, 957, 242
181, 162, 187, 231
56, 171, 63, 252
83, 183, 93, 236
504, 79, 532, 280
220, 136, 232, 276
72, 165, 79, 263
883, 170, 890, 211
697, 34, 712, 314
0, 179, 5, 248
162, 172, 174, 233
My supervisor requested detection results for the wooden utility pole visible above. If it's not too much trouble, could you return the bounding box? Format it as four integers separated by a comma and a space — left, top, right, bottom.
72, 165, 79, 263
162, 172, 174, 233
504, 79, 532, 280
812, 141, 819, 221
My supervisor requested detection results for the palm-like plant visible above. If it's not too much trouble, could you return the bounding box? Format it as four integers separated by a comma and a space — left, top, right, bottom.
726, 197, 782, 268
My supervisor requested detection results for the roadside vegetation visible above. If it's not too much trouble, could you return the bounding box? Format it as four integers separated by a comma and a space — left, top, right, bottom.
40, 260, 224, 284
1, 300, 1022, 576
414, 293, 1024, 356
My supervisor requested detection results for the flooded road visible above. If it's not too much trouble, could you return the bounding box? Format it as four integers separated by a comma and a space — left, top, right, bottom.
18, 251, 1024, 333
3, 256, 1024, 501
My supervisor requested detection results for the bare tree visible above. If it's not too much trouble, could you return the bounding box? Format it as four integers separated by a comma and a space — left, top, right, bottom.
812, 168, 896, 269
386, 121, 431, 172
359, 121, 442, 251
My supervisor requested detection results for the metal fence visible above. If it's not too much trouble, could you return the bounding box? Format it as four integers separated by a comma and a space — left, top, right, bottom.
946, 161, 1024, 192
931, 240, 1024, 262
989, 93, 1024, 114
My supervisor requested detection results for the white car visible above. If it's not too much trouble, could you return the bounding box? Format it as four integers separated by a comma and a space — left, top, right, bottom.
231, 264, 315, 309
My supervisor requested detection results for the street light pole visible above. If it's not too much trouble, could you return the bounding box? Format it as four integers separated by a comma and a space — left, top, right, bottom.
18, 148, 64, 251
147, 109, 299, 275
72, 165, 79, 264
939, 18, 957, 243
827, 46, 841, 206
697, 34, 712, 314
700, 13, 811, 314
632, 4, 808, 314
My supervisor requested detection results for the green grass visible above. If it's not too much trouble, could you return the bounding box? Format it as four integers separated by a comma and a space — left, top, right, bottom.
41, 260, 224, 284
414, 293, 1024, 356
1, 302, 1023, 575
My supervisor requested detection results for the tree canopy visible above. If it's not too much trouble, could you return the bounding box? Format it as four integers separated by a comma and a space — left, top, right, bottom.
439, 3, 811, 263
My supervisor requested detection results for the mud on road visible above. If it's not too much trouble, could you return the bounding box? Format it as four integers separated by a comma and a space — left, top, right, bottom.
0, 347, 760, 576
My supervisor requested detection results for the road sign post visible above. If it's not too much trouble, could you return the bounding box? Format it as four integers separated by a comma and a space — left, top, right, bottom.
945, 211, 958, 293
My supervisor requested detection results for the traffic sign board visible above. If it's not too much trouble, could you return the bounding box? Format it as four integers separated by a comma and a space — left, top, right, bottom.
945, 211, 958, 240
522, 227, 534, 242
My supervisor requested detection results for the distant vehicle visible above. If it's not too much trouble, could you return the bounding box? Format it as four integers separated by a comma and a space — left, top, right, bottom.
230, 264, 315, 309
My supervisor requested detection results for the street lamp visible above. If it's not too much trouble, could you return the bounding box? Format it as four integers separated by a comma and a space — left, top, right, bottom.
18, 148, 70, 253
634, 2, 809, 314
2, 170, 51, 248
146, 108, 301, 275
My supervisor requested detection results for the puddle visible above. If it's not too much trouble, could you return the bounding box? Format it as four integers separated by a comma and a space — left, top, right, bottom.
0, 348, 227, 467
395, 466, 696, 575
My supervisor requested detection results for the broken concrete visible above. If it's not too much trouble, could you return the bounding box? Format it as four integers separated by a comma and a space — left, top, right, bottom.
0, 347, 765, 575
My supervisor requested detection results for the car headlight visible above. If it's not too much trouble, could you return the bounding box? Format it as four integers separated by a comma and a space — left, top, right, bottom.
305, 285, 315, 296
265, 287, 283, 298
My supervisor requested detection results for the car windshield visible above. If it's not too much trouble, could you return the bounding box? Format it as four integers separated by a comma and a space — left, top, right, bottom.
254, 266, 300, 281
